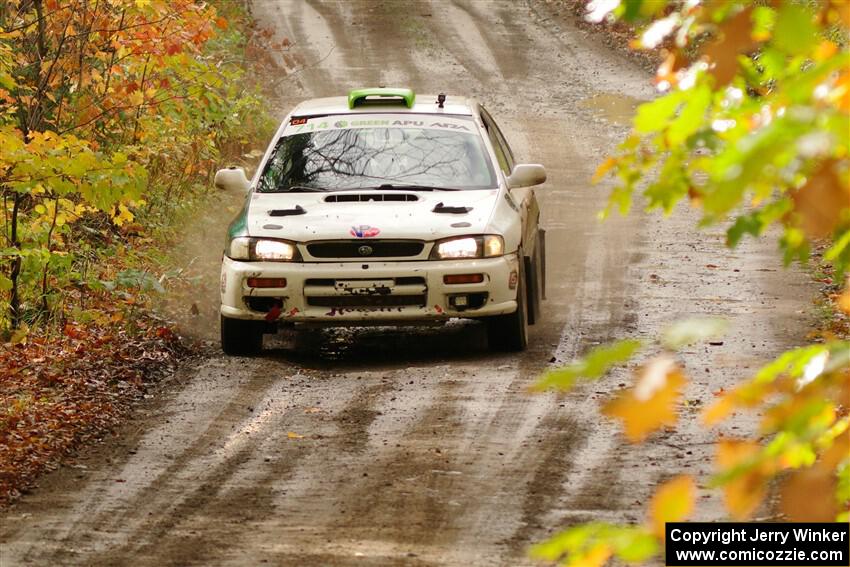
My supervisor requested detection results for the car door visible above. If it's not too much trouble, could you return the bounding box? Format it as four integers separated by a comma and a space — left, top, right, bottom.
479, 107, 540, 257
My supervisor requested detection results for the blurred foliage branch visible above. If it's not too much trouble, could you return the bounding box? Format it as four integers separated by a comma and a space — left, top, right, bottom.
533, 1, 850, 565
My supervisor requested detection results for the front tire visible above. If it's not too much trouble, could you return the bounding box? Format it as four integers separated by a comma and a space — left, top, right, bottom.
487, 256, 529, 352
221, 315, 263, 356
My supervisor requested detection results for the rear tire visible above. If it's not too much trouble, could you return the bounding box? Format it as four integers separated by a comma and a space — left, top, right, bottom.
487, 256, 529, 352
221, 315, 263, 356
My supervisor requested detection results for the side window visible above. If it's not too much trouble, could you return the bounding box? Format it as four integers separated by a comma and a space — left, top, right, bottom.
480, 107, 515, 174
480, 107, 511, 175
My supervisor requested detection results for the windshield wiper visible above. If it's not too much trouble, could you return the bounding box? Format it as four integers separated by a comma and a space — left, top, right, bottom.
368, 184, 461, 192
276, 185, 327, 193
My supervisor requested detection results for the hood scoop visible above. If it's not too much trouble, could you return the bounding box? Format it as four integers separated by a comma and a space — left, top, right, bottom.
324, 193, 419, 203
432, 202, 472, 214
268, 205, 306, 217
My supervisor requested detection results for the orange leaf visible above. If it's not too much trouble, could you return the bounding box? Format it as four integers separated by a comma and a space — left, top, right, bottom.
649, 475, 696, 537
575, 544, 612, 567
716, 439, 772, 519
791, 160, 849, 239
216, 17, 228, 30
814, 40, 838, 62
831, 0, 850, 27
287, 431, 304, 439
63, 323, 86, 340
603, 357, 687, 443
702, 7, 757, 86
592, 157, 617, 184
702, 393, 735, 426
655, 49, 686, 88
781, 468, 837, 522
819, 430, 850, 470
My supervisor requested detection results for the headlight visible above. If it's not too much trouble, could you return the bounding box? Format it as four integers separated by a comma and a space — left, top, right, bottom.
227, 237, 300, 262
430, 235, 505, 259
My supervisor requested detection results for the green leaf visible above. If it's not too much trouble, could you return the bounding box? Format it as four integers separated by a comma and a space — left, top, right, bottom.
667, 84, 711, 146
634, 92, 683, 134
621, 0, 644, 22
0, 274, 12, 291
824, 230, 850, 263
644, 153, 688, 213
773, 4, 816, 55
661, 317, 729, 349
612, 527, 659, 562
751, 6, 776, 41
530, 523, 659, 564
535, 339, 642, 391
753, 345, 828, 384
726, 199, 792, 247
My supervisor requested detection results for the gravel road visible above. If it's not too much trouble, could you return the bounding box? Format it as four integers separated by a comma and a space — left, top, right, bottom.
0, 1, 813, 566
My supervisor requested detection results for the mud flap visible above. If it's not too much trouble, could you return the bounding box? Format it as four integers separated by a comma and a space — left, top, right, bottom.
538, 228, 547, 300
525, 252, 543, 326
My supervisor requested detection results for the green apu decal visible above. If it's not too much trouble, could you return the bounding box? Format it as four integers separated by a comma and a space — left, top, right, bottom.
284, 115, 473, 136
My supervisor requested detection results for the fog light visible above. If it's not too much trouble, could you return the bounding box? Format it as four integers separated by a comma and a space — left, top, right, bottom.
453, 295, 469, 307
508, 270, 518, 290
443, 273, 484, 284
247, 277, 287, 288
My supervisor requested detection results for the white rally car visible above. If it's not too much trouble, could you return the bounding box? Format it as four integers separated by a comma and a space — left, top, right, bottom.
216, 88, 547, 355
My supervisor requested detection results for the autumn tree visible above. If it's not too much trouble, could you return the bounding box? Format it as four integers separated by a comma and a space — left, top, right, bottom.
533, 1, 849, 565
0, 0, 264, 333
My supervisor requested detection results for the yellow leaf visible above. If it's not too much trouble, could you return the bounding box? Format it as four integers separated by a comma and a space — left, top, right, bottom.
592, 157, 617, 184
603, 357, 686, 443
649, 475, 695, 537
287, 432, 304, 439
128, 90, 144, 106
9, 324, 29, 346
112, 204, 135, 227
134, 0, 151, 8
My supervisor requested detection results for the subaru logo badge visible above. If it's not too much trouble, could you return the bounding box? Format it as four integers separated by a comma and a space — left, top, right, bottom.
358, 245, 373, 256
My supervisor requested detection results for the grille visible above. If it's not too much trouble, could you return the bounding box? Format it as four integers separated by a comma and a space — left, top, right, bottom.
304, 277, 425, 286
304, 277, 427, 310
324, 193, 418, 202
306, 240, 425, 258
307, 295, 425, 308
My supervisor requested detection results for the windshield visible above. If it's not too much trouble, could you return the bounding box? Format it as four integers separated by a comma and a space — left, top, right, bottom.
257, 116, 497, 192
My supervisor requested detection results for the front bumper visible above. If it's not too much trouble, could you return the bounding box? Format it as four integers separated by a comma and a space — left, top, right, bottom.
220, 254, 520, 323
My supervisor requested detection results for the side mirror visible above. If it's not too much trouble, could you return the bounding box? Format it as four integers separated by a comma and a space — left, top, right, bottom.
214, 166, 250, 193
506, 164, 547, 189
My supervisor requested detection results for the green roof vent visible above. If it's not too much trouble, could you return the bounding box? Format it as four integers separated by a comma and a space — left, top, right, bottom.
347, 87, 415, 109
